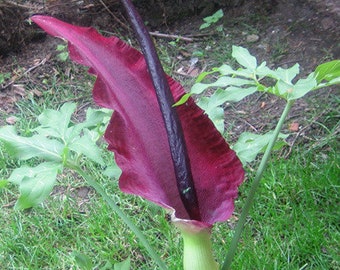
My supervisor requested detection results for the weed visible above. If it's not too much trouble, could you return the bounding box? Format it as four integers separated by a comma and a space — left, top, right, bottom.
199, 9, 224, 31
0, 72, 11, 85
56, 43, 69, 62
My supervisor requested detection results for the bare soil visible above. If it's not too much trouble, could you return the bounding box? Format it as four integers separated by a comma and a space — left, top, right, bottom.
0, 0, 339, 146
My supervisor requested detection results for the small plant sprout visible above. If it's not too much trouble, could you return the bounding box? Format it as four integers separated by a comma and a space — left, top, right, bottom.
200, 9, 224, 31
0, 72, 11, 85
56, 43, 69, 61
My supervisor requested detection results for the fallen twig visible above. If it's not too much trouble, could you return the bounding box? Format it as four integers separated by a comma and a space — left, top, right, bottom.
149, 31, 217, 42
149, 31, 194, 42
186, 32, 218, 38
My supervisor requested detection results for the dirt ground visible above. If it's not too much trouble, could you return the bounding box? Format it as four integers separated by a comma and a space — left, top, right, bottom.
0, 0, 339, 144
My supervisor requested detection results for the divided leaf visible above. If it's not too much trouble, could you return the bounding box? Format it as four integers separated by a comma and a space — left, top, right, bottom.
289, 73, 317, 100
232, 46, 257, 70
0, 102, 110, 210
69, 129, 105, 165
233, 132, 288, 165
272, 64, 300, 83
191, 77, 253, 95
314, 60, 340, 83
11, 162, 62, 209
197, 97, 225, 134
36, 102, 77, 139
0, 126, 64, 161
83, 107, 112, 129
196, 87, 257, 133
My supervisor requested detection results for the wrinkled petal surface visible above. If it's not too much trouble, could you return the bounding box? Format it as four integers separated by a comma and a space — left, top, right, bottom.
32, 15, 244, 229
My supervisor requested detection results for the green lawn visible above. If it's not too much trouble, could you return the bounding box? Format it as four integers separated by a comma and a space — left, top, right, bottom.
1, 98, 338, 269
220, 144, 339, 269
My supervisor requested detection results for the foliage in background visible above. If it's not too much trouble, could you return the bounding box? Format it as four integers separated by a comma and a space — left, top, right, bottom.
0, 103, 112, 209
176, 46, 339, 167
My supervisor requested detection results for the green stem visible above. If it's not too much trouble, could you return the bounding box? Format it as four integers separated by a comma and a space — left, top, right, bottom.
180, 228, 219, 270
68, 164, 168, 270
222, 100, 295, 270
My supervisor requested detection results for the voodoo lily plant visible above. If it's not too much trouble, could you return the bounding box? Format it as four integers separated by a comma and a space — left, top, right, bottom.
31, 2, 244, 269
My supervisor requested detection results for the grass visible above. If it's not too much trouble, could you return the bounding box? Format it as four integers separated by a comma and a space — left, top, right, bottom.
1, 125, 338, 269
1, 29, 339, 270
217, 143, 339, 269
1, 82, 339, 269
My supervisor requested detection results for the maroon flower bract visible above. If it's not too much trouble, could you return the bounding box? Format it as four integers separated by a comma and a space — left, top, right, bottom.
31, 15, 244, 229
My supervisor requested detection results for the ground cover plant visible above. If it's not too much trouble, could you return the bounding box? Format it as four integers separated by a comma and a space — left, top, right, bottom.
0, 1, 333, 268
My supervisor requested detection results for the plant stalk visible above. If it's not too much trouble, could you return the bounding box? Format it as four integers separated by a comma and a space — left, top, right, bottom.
222, 100, 295, 270
69, 164, 168, 270
180, 228, 219, 270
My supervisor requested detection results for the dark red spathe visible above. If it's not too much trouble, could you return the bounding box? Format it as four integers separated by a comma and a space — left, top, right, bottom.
31, 15, 244, 229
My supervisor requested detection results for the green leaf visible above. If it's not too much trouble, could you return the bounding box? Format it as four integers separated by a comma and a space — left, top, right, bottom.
173, 93, 192, 107
68, 129, 105, 165
8, 166, 36, 185
255, 61, 274, 78
205, 9, 223, 23
314, 60, 340, 83
232, 132, 288, 165
36, 102, 76, 139
196, 87, 256, 116
100, 261, 114, 270
197, 97, 225, 133
67, 110, 111, 144
0, 126, 64, 161
72, 251, 93, 270
195, 70, 217, 82
191, 76, 253, 95
192, 50, 205, 58
215, 64, 235, 76
199, 22, 210, 30
273, 64, 300, 83
57, 51, 69, 62
14, 162, 62, 209
232, 46, 257, 70
37, 104, 111, 146
56, 44, 67, 51
215, 86, 257, 103
114, 257, 131, 270
314, 76, 340, 90
202, 89, 230, 108
288, 72, 317, 100
84, 107, 112, 128
103, 162, 122, 178
272, 80, 292, 99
